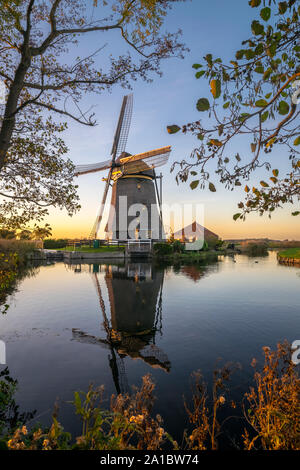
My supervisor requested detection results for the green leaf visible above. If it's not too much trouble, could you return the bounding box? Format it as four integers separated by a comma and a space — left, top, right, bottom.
272, 169, 279, 177
278, 100, 289, 115
167, 125, 181, 134
249, 0, 261, 7
261, 110, 269, 122
233, 213, 241, 221
192, 63, 202, 69
236, 50, 244, 60
223, 101, 230, 109
255, 99, 268, 107
197, 133, 204, 140
251, 20, 264, 35
263, 68, 272, 80
190, 180, 199, 190
260, 7, 271, 21
210, 79, 221, 99
255, 66, 264, 73
255, 43, 264, 55
208, 182, 216, 192
293, 136, 300, 146
292, 211, 300, 216
260, 180, 269, 187
196, 98, 210, 112
278, 2, 288, 14
195, 70, 205, 79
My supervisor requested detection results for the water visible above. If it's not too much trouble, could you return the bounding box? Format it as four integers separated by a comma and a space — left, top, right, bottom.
0, 251, 299, 445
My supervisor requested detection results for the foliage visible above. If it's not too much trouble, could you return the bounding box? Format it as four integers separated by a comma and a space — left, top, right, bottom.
6, 374, 171, 450
184, 365, 236, 450
245, 242, 269, 256
168, 0, 300, 218
171, 239, 185, 253
214, 239, 224, 250
2, 342, 299, 450
0, 0, 187, 229
0, 239, 38, 313
243, 341, 300, 450
43, 238, 68, 249
153, 242, 174, 256
0, 229, 16, 239
0, 367, 35, 446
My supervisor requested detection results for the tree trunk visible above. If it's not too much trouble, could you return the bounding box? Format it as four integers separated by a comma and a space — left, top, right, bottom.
0, 55, 31, 171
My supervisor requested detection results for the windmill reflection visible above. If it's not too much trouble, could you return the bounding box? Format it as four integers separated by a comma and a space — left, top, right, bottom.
69, 262, 170, 394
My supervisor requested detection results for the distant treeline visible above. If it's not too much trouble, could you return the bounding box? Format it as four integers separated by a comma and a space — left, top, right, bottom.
43, 239, 68, 249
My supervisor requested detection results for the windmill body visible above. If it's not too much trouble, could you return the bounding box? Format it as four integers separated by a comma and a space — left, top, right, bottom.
75, 95, 171, 240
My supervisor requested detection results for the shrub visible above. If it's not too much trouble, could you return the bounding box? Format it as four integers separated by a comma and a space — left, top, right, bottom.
153, 243, 173, 256
43, 239, 68, 249
171, 240, 185, 253
246, 243, 268, 256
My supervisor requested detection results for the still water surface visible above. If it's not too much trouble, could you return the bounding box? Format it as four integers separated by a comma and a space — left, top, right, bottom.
1, 251, 299, 443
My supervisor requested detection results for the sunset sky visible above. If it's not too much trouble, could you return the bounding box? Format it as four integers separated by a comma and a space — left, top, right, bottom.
46, 0, 300, 240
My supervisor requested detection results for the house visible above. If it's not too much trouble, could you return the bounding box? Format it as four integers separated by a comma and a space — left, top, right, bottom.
173, 221, 219, 244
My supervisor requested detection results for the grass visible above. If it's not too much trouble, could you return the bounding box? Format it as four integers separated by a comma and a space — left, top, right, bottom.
57, 245, 124, 253
278, 247, 300, 259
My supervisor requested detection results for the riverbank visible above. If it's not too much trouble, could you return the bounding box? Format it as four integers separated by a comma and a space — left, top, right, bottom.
1, 341, 298, 451
277, 248, 300, 266
0, 240, 38, 313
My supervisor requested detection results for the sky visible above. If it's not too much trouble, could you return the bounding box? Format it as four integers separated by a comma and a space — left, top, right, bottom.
45, 0, 300, 240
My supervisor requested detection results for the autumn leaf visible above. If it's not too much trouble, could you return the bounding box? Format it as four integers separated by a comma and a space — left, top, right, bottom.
210, 79, 221, 99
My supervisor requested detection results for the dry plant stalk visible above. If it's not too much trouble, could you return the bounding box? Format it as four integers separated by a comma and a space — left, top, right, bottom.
243, 341, 300, 450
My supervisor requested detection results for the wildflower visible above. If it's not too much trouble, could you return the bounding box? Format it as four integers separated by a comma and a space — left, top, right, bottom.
130, 414, 144, 424
7, 439, 14, 449
42, 439, 51, 450
219, 396, 225, 405
21, 426, 28, 435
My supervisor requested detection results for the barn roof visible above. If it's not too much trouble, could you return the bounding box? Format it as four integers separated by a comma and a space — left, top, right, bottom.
173, 221, 219, 240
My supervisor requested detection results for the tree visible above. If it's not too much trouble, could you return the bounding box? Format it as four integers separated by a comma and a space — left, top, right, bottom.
0, 229, 16, 239
168, 0, 300, 220
18, 229, 32, 240
0, 0, 186, 229
31, 223, 52, 240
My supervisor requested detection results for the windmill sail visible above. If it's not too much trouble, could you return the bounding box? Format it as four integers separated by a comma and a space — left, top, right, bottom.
74, 159, 111, 176
89, 94, 133, 239
121, 147, 170, 175
111, 94, 133, 159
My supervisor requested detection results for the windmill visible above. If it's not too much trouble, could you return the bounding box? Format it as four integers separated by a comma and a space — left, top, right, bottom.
70, 262, 170, 395
75, 95, 171, 240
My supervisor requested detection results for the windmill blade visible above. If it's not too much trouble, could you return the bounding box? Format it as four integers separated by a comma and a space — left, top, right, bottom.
89, 94, 133, 238
89, 172, 112, 239
111, 94, 133, 159
74, 159, 111, 176
119, 146, 171, 176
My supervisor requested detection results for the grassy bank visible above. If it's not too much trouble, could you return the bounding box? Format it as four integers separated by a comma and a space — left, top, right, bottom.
57, 245, 124, 253
278, 248, 300, 259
